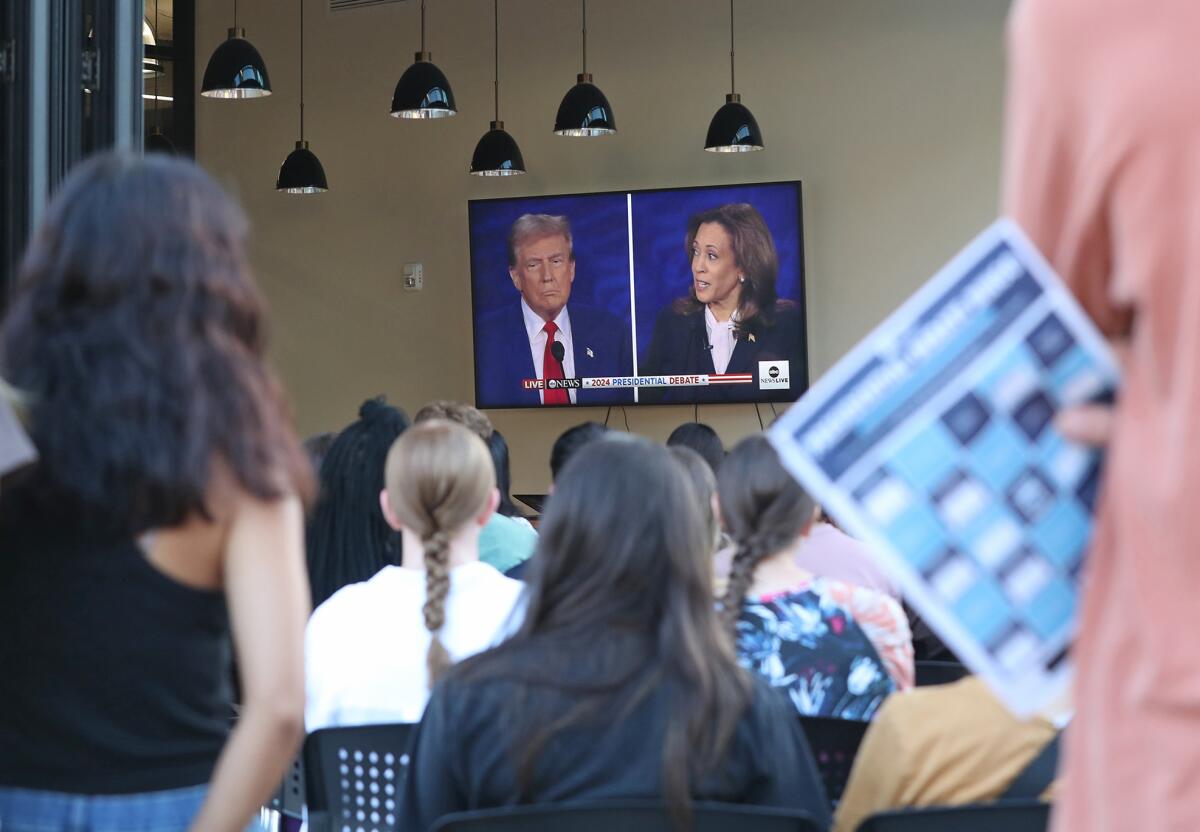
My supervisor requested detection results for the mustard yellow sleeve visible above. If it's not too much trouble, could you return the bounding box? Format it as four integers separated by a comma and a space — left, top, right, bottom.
833, 696, 911, 832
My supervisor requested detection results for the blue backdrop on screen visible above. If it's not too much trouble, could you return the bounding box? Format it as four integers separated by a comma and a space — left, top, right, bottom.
629, 182, 804, 368
468, 193, 632, 320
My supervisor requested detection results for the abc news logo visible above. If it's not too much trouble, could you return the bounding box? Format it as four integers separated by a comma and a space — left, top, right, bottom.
758, 360, 791, 389
523, 378, 583, 390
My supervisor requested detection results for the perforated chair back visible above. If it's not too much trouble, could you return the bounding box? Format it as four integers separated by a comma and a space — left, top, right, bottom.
431, 801, 824, 832
854, 800, 1050, 832
797, 716, 870, 807
303, 723, 416, 832
914, 661, 969, 687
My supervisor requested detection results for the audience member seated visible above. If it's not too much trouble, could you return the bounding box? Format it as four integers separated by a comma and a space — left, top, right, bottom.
549, 420, 610, 482
795, 512, 901, 599
306, 397, 409, 608
668, 446, 721, 554
399, 436, 830, 832
415, 401, 536, 574
305, 420, 523, 729
717, 436, 913, 719
0, 152, 313, 832
666, 421, 726, 474
834, 676, 1061, 832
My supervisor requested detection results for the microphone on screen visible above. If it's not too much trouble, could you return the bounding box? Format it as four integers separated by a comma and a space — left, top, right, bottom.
551, 341, 566, 363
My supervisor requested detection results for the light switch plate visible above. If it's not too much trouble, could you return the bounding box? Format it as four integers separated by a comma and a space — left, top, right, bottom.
402, 262, 423, 291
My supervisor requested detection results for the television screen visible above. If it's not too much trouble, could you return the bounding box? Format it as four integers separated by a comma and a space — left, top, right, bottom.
469, 181, 807, 409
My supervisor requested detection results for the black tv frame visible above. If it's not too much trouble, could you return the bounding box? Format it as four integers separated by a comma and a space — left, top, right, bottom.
467, 179, 808, 411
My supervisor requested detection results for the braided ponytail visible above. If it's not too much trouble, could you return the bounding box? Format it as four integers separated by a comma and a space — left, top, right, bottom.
383, 418, 497, 691
719, 535, 785, 633
422, 529, 453, 684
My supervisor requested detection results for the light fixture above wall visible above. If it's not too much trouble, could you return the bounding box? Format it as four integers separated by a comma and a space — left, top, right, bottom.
553, 0, 616, 137
277, 0, 328, 193
470, 0, 525, 176
705, 0, 763, 152
144, 0, 175, 153
390, 0, 457, 119
201, 0, 272, 99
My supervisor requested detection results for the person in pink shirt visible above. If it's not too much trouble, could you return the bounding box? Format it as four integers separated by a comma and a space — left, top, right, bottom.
1004, 0, 1200, 828
795, 517, 900, 600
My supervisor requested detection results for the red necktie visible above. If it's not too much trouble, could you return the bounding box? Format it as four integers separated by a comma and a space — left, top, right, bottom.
542, 321, 569, 405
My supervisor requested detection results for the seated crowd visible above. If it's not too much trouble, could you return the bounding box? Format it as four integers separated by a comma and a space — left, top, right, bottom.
0, 154, 1061, 832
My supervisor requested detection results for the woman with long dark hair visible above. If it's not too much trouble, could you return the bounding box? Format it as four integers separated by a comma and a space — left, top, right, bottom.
718, 436, 913, 720
0, 153, 314, 831
399, 435, 829, 831
641, 203, 805, 403
305, 397, 409, 609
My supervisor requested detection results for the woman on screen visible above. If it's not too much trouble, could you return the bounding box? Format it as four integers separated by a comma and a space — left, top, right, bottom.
641, 203, 804, 404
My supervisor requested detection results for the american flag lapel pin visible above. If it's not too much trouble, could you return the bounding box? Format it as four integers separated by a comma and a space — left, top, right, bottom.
586, 347, 595, 358
748, 333, 756, 343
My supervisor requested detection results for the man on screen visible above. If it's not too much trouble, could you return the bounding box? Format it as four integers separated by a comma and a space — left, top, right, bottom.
475, 214, 633, 408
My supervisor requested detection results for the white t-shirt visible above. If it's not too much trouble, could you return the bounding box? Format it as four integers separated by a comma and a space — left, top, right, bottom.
305, 561, 525, 731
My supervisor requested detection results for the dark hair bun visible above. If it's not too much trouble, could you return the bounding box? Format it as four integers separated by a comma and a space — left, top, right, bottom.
359, 396, 390, 422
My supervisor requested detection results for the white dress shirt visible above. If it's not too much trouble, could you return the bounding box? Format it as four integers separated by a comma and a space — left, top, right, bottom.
522, 299, 576, 404
305, 561, 524, 730
705, 305, 738, 375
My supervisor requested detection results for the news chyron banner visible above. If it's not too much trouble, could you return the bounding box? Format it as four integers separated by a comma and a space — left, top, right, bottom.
768, 220, 1120, 716
523, 372, 754, 393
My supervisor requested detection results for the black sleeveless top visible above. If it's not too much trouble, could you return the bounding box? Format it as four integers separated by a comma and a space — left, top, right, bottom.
0, 503, 233, 794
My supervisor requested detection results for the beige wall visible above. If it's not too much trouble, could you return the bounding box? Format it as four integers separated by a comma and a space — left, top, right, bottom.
196, 0, 1010, 493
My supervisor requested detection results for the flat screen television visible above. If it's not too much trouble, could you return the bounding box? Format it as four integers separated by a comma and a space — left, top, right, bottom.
468, 180, 807, 410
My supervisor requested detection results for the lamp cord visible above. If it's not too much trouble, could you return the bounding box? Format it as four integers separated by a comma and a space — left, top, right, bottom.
493, 0, 499, 121
730, 0, 736, 94
300, 0, 306, 139
420, 0, 426, 52
234, 0, 238, 30
582, 0, 587, 75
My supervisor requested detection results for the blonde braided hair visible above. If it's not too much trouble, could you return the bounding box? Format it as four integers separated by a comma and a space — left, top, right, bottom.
384, 420, 495, 688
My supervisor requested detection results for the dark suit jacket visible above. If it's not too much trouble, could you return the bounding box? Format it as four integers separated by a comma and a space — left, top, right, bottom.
640, 302, 807, 404
475, 302, 634, 408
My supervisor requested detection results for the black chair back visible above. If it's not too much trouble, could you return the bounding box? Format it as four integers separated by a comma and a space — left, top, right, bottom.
431, 801, 824, 832
303, 722, 416, 832
797, 716, 870, 807
268, 755, 305, 820
855, 800, 1050, 832
914, 661, 969, 687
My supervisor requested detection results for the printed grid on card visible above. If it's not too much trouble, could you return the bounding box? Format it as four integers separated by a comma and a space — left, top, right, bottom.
852, 312, 1103, 675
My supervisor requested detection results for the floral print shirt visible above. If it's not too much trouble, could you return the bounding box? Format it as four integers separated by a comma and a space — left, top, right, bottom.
735, 581, 899, 720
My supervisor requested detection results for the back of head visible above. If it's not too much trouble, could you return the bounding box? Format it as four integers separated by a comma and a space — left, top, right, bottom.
716, 434, 816, 631
306, 397, 409, 608
669, 445, 719, 556
385, 419, 496, 686
487, 429, 520, 517
666, 422, 725, 475
491, 435, 750, 816
414, 400, 493, 442
549, 421, 609, 481
0, 151, 311, 532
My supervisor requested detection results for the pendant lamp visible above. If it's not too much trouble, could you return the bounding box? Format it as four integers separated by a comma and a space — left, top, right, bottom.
144, 0, 175, 154
553, 0, 616, 137
705, 0, 763, 152
201, 0, 271, 99
390, 0, 456, 118
470, 0, 525, 176
277, 0, 328, 193
143, 18, 162, 77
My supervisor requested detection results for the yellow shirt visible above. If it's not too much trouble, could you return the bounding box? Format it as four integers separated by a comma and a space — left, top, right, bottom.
833, 678, 1056, 832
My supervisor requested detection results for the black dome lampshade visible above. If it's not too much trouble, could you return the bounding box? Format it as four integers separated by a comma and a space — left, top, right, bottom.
390, 54, 457, 118
471, 122, 526, 176
276, 0, 327, 193
277, 141, 328, 193
554, 74, 616, 136
201, 28, 271, 99
553, 1, 616, 137
705, 93, 763, 152
470, 0, 526, 176
390, 0, 457, 118
705, 0, 764, 153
